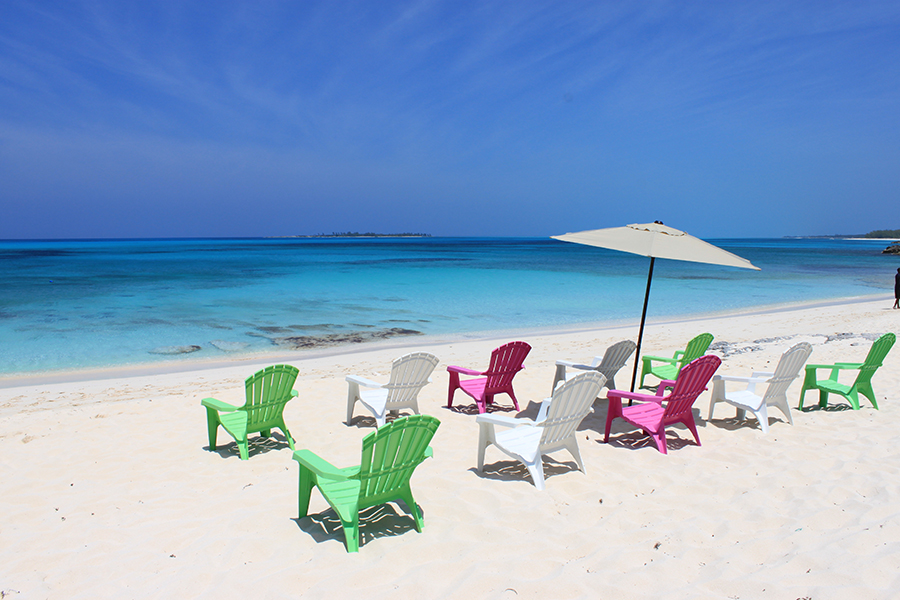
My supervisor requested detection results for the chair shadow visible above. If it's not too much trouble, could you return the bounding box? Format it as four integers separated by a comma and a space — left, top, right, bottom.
798, 403, 855, 413
471, 457, 578, 485
346, 411, 418, 429
293, 502, 420, 550
444, 402, 517, 416
204, 432, 293, 459
706, 416, 764, 432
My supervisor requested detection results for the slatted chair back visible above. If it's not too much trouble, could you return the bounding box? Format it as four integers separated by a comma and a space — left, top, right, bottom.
595, 340, 636, 388
540, 372, 605, 448
763, 342, 813, 403
243, 364, 300, 429
356, 415, 440, 503
856, 333, 896, 387
677, 333, 715, 374
384, 352, 440, 408
663, 355, 720, 421
483, 341, 531, 391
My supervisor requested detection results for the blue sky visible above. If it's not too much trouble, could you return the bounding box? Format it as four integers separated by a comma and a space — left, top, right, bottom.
1, 1, 898, 239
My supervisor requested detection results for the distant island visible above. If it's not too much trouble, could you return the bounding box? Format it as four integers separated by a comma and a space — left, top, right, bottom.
787, 228, 900, 239
278, 232, 431, 238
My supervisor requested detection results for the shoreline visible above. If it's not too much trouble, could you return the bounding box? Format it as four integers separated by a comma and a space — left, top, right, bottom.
0, 293, 889, 389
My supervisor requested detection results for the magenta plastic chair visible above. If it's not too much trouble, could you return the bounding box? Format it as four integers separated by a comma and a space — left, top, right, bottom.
604, 355, 721, 454
447, 341, 531, 413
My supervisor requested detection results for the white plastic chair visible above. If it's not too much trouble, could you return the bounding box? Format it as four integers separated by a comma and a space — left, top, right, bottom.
346, 352, 439, 427
708, 342, 812, 434
476, 371, 605, 490
551, 340, 636, 394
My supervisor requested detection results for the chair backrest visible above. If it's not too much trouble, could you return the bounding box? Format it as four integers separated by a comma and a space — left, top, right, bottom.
384, 352, 440, 407
677, 333, 714, 373
540, 371, 606, 447
355, 415, 441, 502
243, 364, 300, 426
483, 341, 531, 391
856, 332, 896, 385
763, 342, 813, 401
663, 355, 720, 420
596, 340, 637, 375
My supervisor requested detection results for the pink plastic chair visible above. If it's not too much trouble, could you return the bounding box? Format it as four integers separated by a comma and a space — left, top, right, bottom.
447, 341, 532, 413
604, 355, 721, 454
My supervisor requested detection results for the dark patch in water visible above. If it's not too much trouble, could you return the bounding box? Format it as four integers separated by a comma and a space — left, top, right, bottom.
149, 345, 202, 355
272, 327, 422, 349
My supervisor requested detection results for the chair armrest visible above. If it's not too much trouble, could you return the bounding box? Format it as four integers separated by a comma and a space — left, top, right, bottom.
607, 389, 664, 404
292, 449, 348, 481
447, 365, 483, 376
200, 397, 240, 412
656, 379, 677, 395
642, 355, 677, 365
714, 375, 769, 384
833, 362, 864, 369
475, 413, 534, 428
291, 389, 299, 397
425, 446, 434, 459
556, 360, 594, 371
345, 374, 383, 388
673, 350, 685, 359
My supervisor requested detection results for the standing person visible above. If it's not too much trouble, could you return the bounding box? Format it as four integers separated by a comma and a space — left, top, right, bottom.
895, 268, 900, 309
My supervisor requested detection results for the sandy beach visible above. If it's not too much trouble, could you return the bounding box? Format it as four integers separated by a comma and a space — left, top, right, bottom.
1, 297, 899, 599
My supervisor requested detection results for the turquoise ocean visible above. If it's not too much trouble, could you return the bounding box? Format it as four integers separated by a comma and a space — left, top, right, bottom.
0, 237, 895, 378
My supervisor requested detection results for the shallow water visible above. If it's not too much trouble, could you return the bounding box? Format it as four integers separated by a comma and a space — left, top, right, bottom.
0, 237, 894, 376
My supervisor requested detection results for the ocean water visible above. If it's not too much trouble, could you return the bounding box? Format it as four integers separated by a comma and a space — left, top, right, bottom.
0, 237, 895, 377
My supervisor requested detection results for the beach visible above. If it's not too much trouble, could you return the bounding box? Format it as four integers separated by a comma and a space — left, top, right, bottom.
1, 297, 898, 599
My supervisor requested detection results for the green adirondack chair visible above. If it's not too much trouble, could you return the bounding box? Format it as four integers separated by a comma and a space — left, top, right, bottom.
201, 364, 299, 460
638, 332, 714, 389
799, 332, 895, 410
293, 414, 440, 553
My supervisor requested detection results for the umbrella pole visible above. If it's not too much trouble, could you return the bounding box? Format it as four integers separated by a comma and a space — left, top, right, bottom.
630, 256, 655, 392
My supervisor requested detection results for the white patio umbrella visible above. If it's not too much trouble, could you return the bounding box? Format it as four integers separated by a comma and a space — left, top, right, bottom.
552, 222, 759, 391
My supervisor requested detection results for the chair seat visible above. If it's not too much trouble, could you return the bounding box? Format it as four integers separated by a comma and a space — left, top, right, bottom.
622, 401, 665, 427
721, 389, 765, 412
357, 388, 390, 418
493, 426, 542, 463
459, 378, 487, 400
815, 379, 852, 395
219, 410, 249, 439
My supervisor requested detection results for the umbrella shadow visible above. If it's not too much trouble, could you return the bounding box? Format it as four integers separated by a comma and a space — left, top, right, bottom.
294, 502, 421, 550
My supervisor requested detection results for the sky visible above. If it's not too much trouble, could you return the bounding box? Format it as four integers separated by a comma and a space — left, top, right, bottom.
1, 1, 898, 239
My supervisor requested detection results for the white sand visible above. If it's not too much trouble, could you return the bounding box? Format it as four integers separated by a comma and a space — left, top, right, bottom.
1, 298, 899, 599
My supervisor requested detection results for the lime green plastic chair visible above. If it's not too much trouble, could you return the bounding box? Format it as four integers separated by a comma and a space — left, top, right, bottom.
639, 333, 714, 389
293, 414, 440, 553
201, 364, 299, 460
799, 332, 895, 410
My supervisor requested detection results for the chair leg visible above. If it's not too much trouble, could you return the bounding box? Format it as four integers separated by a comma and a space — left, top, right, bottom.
280, 423, 296, 450
476, 424, 491, 471
297, 467, 315, 518
563, 437, 585, 473
524, 459, 546, 491
552, 364, 566, 395
846, 390, 861, 410
682, 416, 701, 447
651, 428, 668, 454
399, 488, 424, 532
604, 399, 623, 442
447, 372, 460, 408
772, 396, 793, 425
341, 515, 360, 553
753, 405, 769, 434
346, 383, 359, 424
859, 384, 879, 410
205, 409, 219, 450
508, 391, 520, 412
237, 438, 250, 460
818, 389, 829, 408
260, 429, 271, 438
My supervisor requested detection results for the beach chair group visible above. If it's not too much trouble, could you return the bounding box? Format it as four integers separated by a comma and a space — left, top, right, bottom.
199, 330, 895, 552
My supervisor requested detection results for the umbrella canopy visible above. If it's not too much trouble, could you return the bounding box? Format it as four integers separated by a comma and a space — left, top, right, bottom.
552, 222, 759, 391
